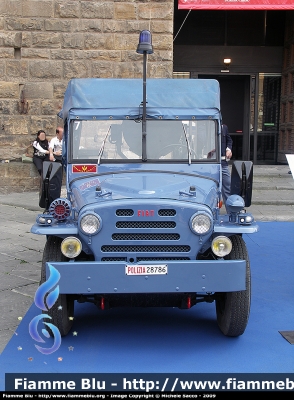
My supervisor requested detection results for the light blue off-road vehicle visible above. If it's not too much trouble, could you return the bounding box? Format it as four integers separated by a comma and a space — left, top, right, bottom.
31, 77, 258, 337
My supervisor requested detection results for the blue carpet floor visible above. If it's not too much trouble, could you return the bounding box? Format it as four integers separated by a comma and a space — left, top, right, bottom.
0, 222, 294, 390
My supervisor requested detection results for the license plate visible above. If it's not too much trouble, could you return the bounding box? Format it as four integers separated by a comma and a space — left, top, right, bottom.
125, 264, 168, 275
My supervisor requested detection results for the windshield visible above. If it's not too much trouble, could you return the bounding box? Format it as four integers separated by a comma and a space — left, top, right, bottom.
70, 119, 217, 163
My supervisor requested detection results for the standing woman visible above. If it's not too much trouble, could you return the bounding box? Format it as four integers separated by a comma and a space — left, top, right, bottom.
32, 130, 50, 175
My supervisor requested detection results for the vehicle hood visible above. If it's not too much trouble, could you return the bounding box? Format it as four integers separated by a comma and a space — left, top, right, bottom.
69, 170, 219, 212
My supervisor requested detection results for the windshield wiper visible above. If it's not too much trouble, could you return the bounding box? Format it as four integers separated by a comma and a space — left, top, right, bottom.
97, 126, 111, 165
182, 123, 192, 165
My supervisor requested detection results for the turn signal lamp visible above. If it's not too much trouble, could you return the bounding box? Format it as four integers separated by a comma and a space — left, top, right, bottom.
211, 236, 232, 257
36, 214, 53, 225
238, 213, 254, 225
61, 237, 82, 258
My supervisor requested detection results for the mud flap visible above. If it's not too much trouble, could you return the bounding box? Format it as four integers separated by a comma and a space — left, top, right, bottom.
230, 161, 253, 207
39, 161, 62, 210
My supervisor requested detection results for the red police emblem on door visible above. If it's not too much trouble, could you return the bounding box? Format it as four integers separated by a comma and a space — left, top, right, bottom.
72, 164, 97, 173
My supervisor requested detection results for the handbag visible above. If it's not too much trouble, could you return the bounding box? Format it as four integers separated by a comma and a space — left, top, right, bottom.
35, 151, 46, 157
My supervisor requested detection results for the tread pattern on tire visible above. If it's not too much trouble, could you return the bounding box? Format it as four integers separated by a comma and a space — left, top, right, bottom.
41, 236, 74, 336
216, 234, 251, 337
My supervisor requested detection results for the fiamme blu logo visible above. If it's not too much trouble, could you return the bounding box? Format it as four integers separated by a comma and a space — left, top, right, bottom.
29, 264, 61, 354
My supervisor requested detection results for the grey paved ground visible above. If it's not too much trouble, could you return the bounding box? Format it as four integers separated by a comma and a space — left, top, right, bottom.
0, 204, 45, 354
0, 164, 293, 354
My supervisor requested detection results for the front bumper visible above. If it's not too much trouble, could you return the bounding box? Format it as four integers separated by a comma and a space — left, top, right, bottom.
46, 259, 246, 294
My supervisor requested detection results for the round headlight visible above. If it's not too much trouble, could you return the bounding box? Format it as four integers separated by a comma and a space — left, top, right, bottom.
211, 236, 232, 257
80, 214, 100, 235
61, 237, 82, 258
190, 213, 212, 235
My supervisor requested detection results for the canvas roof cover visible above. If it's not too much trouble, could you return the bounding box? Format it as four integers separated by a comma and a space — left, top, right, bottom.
60, 78, 221, 120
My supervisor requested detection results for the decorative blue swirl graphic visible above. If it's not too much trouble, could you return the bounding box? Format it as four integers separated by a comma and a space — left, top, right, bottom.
35, 263, 60, 310
29, 314, 61, 354
30, 264, 62, 354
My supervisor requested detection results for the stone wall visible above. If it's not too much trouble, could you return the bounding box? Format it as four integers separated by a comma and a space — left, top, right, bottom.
0, 161, 40, 194
0, 0, 174, 190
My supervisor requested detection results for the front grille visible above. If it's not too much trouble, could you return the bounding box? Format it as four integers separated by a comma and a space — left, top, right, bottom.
116, 209, 134, 216
112, 233, 180, 241
101, 245, 190, 253
158, 209, 176, 216
98, 204, 197, 262
116, 221, 176, 229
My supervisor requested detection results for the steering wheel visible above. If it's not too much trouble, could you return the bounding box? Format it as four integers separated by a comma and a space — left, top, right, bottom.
159, 144, 198, 158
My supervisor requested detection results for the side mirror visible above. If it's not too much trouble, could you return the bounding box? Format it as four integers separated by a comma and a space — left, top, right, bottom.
39, 161, 62, 210
230, 161, 253, 207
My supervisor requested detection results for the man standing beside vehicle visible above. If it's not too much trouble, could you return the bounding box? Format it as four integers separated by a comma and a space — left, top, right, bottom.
48, 126, 64, 201
221, 123, 233, 208
49, 127, 63, 163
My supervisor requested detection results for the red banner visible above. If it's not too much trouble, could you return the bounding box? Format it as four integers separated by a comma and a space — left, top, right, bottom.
72, 164, 97, 173
178, 0, 294, 10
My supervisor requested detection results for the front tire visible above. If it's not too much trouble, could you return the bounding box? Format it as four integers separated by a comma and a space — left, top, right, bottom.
41, 236, 74, 336
215, 235, 251, 337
